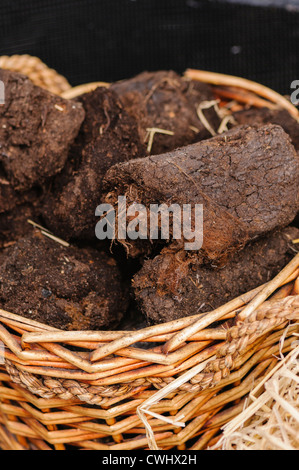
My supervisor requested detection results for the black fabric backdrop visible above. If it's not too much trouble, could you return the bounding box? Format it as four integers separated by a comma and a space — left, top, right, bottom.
0, 0, 298, 94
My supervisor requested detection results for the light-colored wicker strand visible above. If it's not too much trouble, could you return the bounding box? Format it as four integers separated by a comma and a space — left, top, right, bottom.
4, 359, 151, 405
0, 54, 71, 95
4, 295, 298, 403
218, 295, 299, 358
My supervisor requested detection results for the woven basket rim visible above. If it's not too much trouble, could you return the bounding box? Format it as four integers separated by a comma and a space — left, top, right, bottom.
1, 258, 298, 380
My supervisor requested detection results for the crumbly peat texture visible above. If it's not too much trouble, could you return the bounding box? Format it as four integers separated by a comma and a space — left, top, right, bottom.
41, 87, 146, 240
0, 203, 40, 250
103, 173, 248, 264
233, 107, 299, 150
0, 231, 129, 330
0, 69, 85, 191
103, 124, 299, 260
233, 107, 299, 227
0, 184, 40, 214
133, 226, 299, 324
111, 70, 221, 155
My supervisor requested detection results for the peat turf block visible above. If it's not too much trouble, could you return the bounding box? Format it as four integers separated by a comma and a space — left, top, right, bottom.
41, 86, 146, 240
133, 226, 299, 324
0, 69, 85, 192
103, 124, 299, 261
233, 107, 299, 150
111, 70, 221, 155
0, 230, 129, 330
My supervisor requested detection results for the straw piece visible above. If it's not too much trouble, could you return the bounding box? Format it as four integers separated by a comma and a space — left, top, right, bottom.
218, 345, 299, 450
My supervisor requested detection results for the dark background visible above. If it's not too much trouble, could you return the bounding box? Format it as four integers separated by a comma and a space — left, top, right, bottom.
0, 0, 299, 94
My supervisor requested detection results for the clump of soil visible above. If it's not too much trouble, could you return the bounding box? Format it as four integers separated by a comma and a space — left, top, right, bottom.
0, 69, 85, 191
1, 67, 299, 332
110, 70, 221, 155
233, 107, 299, 150
0, 230, 129, 330
0, 203, 41, 250
133, 226, 299, 324
232, 113, 299, 231
103, 124, 299, 261
41, 86, 146, 240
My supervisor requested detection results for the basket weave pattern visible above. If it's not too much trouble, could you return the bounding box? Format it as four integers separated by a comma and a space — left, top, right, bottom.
0, 56, 298, 450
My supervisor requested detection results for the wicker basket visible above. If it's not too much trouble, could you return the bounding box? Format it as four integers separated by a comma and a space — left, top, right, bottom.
0, 55, 298, 451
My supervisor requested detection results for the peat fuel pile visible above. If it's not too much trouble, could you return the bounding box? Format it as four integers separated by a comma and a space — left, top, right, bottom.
0, 202, 40, 250
0, 66, 299, 332
103, 124, 299, 323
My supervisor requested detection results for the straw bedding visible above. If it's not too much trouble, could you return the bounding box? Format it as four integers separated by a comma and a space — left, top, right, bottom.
218, 342, 299, 450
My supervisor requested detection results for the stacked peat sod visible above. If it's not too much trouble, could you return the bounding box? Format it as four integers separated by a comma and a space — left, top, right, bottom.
0, 70, 130, 329
102, 123, 299, 324
0, 67, 298, 332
